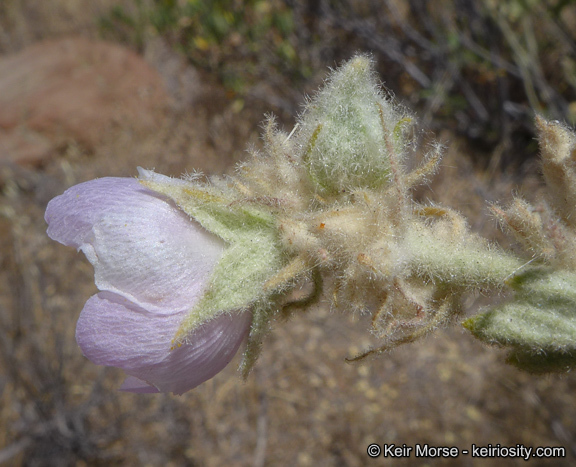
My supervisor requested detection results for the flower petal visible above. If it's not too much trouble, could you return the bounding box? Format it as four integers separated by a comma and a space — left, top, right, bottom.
45, 177, 224, 314
76, 292, 252, 394
119, 376, 160, 393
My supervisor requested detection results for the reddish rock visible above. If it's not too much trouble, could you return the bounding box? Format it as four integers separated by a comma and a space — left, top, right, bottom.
0, 37, 169, 165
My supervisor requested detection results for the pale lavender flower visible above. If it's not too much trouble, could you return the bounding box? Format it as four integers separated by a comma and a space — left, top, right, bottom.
45, 177, 251, 394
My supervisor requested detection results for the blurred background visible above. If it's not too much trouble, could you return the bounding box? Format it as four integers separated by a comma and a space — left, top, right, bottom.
1, 0, 576, 465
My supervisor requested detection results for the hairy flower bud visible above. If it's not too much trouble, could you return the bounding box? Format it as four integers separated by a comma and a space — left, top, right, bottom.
295, 55, 410, 194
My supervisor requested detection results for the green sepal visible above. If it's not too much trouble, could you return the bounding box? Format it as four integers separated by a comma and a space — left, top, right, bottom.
141, 178, 287, 341
239, 298, 278, 379
464, 268, 576, 373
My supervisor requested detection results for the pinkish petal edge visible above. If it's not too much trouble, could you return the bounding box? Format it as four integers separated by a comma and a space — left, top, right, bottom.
76, 292, 252, 395
119, 376, 161, 393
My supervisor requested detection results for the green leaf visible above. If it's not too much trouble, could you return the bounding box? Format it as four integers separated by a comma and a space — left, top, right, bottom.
506, 348, 576, 374
464, 268, 576, 373
405, 223, 522, 289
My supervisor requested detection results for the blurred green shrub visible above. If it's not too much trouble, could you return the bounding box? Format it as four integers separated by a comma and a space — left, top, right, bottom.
100, 0, 576, 165
100, 0, 304, 94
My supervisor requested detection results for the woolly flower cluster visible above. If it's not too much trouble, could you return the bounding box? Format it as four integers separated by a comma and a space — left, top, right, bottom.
46, 55, 576, 394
